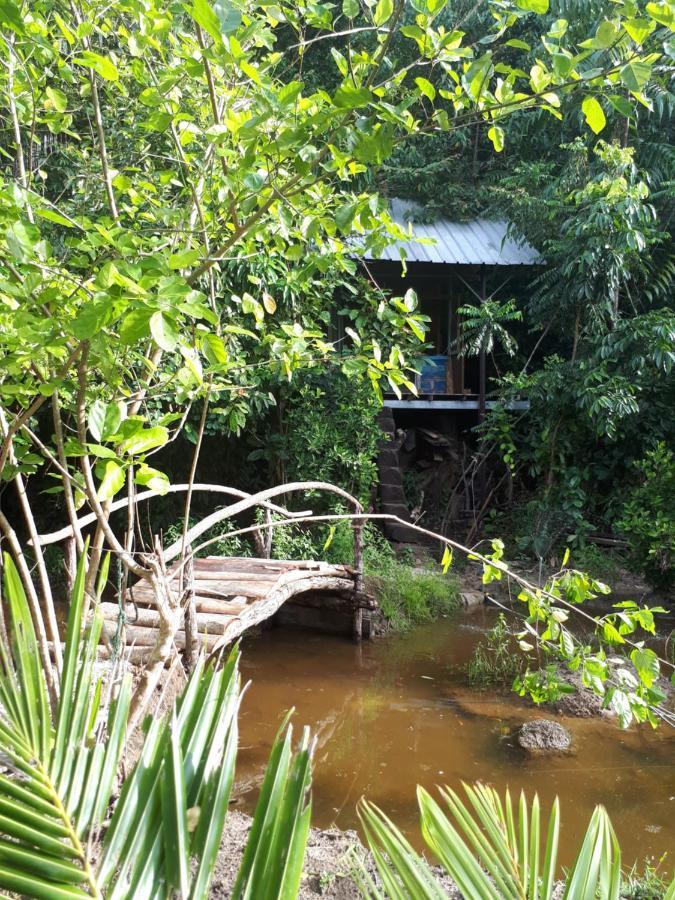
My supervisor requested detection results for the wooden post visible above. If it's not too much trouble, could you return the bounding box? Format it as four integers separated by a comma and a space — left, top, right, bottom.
352, 607, 363, 644
183, 549, 197, 672
352, 518, 364, 642
477, 264, 487, 508
264, 507, 273, 559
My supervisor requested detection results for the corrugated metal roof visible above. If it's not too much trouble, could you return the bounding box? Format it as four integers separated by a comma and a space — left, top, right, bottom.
364, 198, 540, 267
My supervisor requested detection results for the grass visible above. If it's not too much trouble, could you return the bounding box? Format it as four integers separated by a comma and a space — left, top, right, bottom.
370, 562, 461, 631
466, 613, 525, 689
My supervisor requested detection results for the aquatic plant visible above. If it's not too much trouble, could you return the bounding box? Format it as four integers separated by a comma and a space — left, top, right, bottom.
355, 783, 675, 900
622, 858, 673, 900
467, 613, 525, 689
0, 552, 312, 898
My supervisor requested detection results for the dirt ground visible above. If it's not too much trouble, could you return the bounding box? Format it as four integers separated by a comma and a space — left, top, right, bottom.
208, 810, 462, 898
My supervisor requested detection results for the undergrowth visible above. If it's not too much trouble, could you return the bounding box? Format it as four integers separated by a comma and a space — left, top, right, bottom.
621, 857, 672, 899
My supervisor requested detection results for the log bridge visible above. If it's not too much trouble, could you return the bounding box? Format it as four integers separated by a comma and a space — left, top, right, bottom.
100, 556, 375, 663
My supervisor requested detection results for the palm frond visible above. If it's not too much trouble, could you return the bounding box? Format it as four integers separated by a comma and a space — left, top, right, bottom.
358, 782, 625, 900
0, 551, 313, 898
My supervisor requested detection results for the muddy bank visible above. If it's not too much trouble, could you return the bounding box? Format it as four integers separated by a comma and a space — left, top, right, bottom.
210, 810, 461, 898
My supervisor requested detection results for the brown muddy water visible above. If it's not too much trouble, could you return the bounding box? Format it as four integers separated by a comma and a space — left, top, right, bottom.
235, 609, 675, 868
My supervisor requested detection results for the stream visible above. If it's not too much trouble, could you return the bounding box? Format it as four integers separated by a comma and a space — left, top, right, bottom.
235, 609, 674, 868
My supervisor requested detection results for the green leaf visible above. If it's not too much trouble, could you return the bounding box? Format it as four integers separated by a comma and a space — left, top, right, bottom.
342, 0, 359, 16
119, 426, 169, 457
161, 715, 190, 897
97, 461, 125, 501
624, 18, 656, 43
630, 647, 660, 687
135, 465, 170, 495
406, 317, 426, 341
620, 60, 652, 91
415, 77, 436, 101
45, 87, 68, 112
515, 0, 549, 12
595, 19, 619, 47
168, 249, 201, 270
189, 0, 223, 43
646, 2, 675, 28
213, 0, 242, 33
373, 0, 393, 25
88, 400, 124, 442
73, 51, 119, 82
150, 311, 179, 351
581, 96, 606, 134
488, 125, 505, 151
202, 333, 229, 365
73, 298, 116, 339
607, 94, 634, 118
335, 202, 358, 231
0, 0, 24, 33
5, 222, 34, 262
333, 84, 372, 108
36, 208, 73, 228
120, 309, 153, 344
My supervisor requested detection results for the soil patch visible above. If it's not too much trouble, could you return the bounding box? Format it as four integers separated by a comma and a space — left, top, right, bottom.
209, 810, 461, 898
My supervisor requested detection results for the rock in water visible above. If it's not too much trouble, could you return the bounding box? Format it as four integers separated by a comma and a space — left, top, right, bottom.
516, 719, 571, 754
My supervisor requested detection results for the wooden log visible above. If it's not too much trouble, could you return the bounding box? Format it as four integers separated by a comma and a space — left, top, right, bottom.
123, 595, 249, 616
170, 571, 281, 583
121, 624, 224, 650
97, 645, 172, 665
99, 603, 237, 633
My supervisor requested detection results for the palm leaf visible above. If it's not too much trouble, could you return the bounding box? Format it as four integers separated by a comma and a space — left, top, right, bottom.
358, 783, 625, 900
232, 715, 315, 900
0, 551, 314, 898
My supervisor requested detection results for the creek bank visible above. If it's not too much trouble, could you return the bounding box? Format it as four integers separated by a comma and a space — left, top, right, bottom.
210, 810, 462, 899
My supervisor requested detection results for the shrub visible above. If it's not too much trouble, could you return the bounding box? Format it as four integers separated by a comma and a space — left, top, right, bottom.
164, 515, 254, 558
618, 443, 675, 588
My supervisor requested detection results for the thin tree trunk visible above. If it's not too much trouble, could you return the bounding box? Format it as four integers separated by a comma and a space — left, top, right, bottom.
0, 409, 62, 674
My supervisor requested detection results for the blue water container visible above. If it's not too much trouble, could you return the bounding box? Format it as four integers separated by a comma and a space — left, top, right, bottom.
419, 355, 448, 394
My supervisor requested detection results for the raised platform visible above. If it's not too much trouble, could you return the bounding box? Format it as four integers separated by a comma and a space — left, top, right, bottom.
383, 397, 530, 410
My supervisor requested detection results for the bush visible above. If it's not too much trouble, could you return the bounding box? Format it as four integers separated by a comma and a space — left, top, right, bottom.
618, 443, 675, 588
250, 369, 381, 510
163, 516, 254, 558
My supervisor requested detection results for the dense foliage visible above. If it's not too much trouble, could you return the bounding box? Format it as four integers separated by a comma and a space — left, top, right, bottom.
618, 443, 675, 588
371, 2, 675, 577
